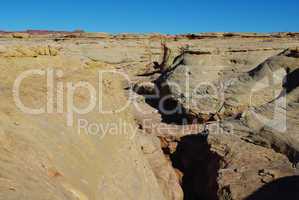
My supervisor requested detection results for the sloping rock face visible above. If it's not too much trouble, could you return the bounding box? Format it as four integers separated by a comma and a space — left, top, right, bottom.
161, 52, 229, 119
138, 133, 183, 200
224, 48, 299, 116
160, 47, 299, 121
0, 42, 165, 200
204, 48, 299, 166
158, 48, 285, 121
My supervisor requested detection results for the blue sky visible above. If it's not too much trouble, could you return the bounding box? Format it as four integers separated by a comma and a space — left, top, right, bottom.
1, 0, 298, 33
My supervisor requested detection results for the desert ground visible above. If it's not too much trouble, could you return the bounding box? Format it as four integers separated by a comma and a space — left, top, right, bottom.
0, 31, 299, 200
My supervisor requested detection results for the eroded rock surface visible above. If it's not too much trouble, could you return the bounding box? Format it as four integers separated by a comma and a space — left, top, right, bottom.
1, 32, 299, 200
131, 35, 299, 200
0, 38, 165, 200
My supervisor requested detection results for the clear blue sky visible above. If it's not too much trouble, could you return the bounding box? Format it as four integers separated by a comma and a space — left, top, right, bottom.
1, 0, 298, 34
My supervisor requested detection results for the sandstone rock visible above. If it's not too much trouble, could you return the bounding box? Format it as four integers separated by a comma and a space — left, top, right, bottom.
138, 133, 183, 200
158, 48, 281, 121
209, 130, 296, 200
0, 45, 60, 57
1, 32, 299, 200
166, 123, 296, 200
0, 45, 165, 200
147, 48, 299, 200
12, 32, 30, 39
224, 49, 299, 116
81, 32, 111, 38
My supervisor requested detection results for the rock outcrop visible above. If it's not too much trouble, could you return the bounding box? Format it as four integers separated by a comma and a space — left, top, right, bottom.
132, 38, 299, 199
0, 41, 165, 200
1, 32, 299, 200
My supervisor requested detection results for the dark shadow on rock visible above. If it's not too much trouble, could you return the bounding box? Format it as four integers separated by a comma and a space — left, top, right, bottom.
285, 49, 299, 58
274, 68, 299, 101
144, 96, 193, 125
245, 176, 299, 200
134, 80, 194, 125
170, 134, 222, 200
283, 68, 299, 93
